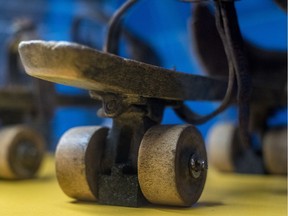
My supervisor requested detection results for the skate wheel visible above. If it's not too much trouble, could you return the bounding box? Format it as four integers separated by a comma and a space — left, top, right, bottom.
207, 123, 237, 172
0, 125, 45, 179
263, 128, 287, 175
138, 125, 207, 206
55, 126, 108, 201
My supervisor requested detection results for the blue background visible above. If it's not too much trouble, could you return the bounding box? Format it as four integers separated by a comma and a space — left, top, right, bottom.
0, 0, 286, 150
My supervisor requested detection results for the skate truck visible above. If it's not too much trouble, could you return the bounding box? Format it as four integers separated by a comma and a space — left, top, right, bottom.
18, 0, 286, 207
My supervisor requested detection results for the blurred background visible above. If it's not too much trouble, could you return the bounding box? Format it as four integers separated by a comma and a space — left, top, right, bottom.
0, 0, 286, 151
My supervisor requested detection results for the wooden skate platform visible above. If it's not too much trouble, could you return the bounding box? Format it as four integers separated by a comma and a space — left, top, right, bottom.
0, 154, 286, 216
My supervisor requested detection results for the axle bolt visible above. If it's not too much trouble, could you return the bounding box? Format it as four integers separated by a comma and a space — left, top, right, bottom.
189, 155, 207, 178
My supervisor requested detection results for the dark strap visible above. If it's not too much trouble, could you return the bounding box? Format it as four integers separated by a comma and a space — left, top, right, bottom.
214, 0, 251, 148
174, 0, 251, 149
104, 0, 137, 54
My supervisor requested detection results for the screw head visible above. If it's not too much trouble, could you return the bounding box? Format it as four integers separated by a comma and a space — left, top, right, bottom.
105, 100, 117, 113
103, 95, 121, 117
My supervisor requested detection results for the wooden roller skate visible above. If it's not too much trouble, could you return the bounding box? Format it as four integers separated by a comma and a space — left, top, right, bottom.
192, 3, 287, 175
0, 19, 95, 180
18, 39, 285, 206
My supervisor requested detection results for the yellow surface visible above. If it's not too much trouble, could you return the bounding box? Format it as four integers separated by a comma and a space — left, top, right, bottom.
0, 155, 287, 216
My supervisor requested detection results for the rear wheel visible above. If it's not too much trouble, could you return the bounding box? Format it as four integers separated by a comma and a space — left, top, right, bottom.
207, 123, 237, 172
263, 128, 287, 175
0, 125, 45, 179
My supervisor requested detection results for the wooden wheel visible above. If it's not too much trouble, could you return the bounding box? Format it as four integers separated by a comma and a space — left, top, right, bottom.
207, 123, 237, 172
138, 124, 207, 206
55, 126, 108, 201
0, 125, 45, 179
263, 128, 287, 175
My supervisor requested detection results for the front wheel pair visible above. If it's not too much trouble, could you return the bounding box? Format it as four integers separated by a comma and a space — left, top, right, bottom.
207, 123, 287, 175
55, 124, 207, 207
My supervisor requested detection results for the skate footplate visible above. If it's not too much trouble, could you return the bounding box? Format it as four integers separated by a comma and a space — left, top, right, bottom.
18, 41, 286, 207
19, 41, 284, 104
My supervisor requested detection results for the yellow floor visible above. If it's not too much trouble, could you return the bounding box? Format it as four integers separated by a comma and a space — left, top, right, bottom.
0, 155, 286, 216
